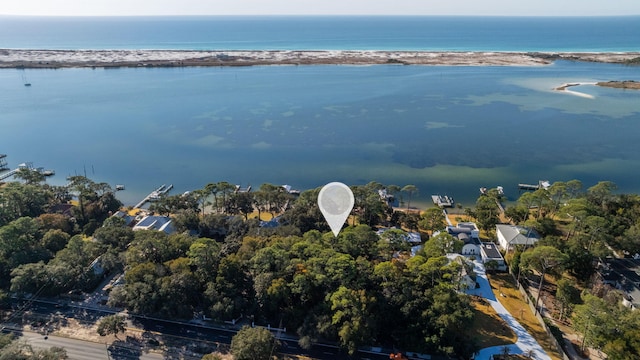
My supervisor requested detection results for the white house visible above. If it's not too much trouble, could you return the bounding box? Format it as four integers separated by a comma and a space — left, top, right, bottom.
496, 224, 539, 251
480, 242, 507, 271
447, 222, 481, 256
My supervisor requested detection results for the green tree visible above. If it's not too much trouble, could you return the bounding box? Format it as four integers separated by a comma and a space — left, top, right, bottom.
555, 278, 581, 320
329, 286, 376, 355
587, 181, 617, 211
504, 204, 529, 224
280, 188, 329, 234
418, 207, 446, 234
0, 182, 51, 226
401, 185, 418, 209
378, 228, 411, 257
226, 192, 254, 220
422, 232, 463, 258
41, 228, 70, 254
572, 294, 611, 352
0, 217, 48, 270
520, 246, 567, 315
230, 326, 278, 360
474, 195, 499, 232
13, 168, 45, 184
93, 223, 134, 250
96, 314, 126, 339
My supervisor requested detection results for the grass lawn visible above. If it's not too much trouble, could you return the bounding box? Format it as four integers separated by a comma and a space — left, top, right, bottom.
487, 273, 564, 360
468, 296, 517, 348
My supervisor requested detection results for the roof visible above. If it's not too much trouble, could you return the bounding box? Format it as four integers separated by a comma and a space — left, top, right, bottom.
447, 222, 480, 238
496, 224, 540, 246
599, 258, 640, 308
377, 228, 422, 244
112, 210, 136, 227
133, 215, 175, 234
481, 242, 503, 259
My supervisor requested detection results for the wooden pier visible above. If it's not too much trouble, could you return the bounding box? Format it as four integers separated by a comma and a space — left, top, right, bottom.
134, 184, 173, 209
518, 180, 551, 192
0, 161, 55, 182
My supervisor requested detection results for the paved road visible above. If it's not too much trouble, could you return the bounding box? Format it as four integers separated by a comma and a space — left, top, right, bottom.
20, 331, 171, 360
5, 299, 390, 360
467, 260, 551, 360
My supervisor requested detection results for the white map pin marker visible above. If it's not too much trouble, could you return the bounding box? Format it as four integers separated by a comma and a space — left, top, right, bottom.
318, 182, 354, 237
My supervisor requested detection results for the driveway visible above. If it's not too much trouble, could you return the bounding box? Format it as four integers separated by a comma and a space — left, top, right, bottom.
467, 260, 551, 360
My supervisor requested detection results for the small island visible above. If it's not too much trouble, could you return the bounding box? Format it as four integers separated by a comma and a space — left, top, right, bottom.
596, 80, 640, 90
554, 80, 640, 95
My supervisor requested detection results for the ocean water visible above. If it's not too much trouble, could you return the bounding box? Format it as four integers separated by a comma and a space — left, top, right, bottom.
1, 16, 639, 206
0, 16, 639, 51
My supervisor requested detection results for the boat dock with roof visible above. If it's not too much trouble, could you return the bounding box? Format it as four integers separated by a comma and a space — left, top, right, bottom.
518, 180, 550, 191
431, 194, 454, 208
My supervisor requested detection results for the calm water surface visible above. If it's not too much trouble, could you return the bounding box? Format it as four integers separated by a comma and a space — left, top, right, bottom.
2, 61, 639, 206
1, 16, 639, 51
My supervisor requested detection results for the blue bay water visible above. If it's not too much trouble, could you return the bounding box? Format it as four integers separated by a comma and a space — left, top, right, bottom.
1, 16, 640, 206
2, 61, 640, 206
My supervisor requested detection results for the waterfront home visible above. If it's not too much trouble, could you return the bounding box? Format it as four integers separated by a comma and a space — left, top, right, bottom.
447, 222, 481, 256
496, 224, 539, 251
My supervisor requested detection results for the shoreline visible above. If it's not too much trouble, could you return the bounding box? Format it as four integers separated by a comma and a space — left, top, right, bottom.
554, 80, 640, 98
2, 49, 640, 68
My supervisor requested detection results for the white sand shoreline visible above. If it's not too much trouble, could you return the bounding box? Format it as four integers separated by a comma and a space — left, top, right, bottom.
554, 82, 598, 99
1, 49, 639, 68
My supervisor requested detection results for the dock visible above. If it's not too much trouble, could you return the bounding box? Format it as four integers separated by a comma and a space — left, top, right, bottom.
0, 168, 19, 181
518, 180, 551, 192
0, 160, 55, 182
431, 194, 454, 208
134, 184, 173, 209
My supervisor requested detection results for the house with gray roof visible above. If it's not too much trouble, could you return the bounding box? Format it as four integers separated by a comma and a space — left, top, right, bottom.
132, 215, 175, 234
496, 224, 540, 251
447, 222, 481, 256
597, 257, 640, 310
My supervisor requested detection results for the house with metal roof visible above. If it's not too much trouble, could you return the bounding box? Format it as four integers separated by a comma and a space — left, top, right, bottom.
132, 215, 175, 234
496, 224, 540, 251
597, 257, 640, 310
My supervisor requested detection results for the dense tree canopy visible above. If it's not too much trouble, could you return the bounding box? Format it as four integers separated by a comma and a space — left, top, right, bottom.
7, 174, 640, 360
231, 326, 278, 360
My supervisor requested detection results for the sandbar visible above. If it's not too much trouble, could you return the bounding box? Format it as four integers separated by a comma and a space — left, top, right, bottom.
1, 49, 640, 69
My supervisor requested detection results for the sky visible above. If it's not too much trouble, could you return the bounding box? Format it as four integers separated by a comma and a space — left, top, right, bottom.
1, 0, 640, 16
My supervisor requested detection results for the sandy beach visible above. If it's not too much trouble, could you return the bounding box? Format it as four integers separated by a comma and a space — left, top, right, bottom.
554, 80, 640, 98
1, 49, 639, 68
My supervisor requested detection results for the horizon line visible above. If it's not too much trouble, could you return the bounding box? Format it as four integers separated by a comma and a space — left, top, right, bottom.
2, 13, 640, 18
